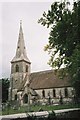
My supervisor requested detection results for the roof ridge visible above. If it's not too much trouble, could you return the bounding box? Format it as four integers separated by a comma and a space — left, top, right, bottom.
31, 69, 54, 74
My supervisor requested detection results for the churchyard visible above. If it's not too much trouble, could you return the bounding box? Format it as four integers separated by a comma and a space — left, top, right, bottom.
1, 104, 80, 120
2, 102, 80, 115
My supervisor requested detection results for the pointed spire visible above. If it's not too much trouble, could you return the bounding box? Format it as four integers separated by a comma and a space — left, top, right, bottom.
20, 20, 22, 26
11, 20, 30, 63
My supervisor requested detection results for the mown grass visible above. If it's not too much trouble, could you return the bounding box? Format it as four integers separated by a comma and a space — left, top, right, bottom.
2, 103, 80, 115
31, 103, 80, 111
0, 113, 1, 115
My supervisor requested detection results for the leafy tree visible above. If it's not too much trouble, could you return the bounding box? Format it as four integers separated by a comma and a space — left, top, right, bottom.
38, 1, 80, 98
2, 78, 10, 103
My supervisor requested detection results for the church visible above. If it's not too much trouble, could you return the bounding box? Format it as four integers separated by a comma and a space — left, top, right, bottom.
9, 21, 74, 106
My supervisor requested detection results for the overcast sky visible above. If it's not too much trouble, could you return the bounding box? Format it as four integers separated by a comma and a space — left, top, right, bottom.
0, 0, 74, 78
1, 1, 54, 79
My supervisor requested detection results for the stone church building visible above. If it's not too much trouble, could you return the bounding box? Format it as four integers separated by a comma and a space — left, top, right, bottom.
9, 21, 74, 105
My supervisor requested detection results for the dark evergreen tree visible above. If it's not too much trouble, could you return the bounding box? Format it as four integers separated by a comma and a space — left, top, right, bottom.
2, 78, 9, 103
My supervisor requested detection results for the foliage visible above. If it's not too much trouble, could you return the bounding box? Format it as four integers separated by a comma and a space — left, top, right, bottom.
2, 78, 10, 103
47, 111, 56, 120
38, 1, 80, 98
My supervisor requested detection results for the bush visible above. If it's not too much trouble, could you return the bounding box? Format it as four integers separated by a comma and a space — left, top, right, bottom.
47, 111, 56, 120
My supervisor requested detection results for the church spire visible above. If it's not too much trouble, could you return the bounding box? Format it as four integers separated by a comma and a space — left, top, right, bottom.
11, 21, 30, 63
16, 20, 26, 58
20, 20, 22, 26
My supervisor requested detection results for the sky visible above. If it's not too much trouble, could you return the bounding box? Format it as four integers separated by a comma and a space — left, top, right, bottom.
1, 1, 54, 78
1, 0, 74, 78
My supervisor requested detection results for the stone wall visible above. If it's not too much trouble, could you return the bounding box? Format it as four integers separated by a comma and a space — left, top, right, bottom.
34, 87, 74, 104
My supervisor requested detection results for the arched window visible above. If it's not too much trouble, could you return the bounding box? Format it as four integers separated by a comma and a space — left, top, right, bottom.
42, 90, 45, 98
64, 88, 68, 97
15, 64, 19, 72
26, 65, 28, 72
15, 94, 17, 100
53, 89, 56, 97
23, 94, 28, 103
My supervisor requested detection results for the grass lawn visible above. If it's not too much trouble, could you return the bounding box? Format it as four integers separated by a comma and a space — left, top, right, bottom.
0, 112, 2, 115
2, 103, 80, 115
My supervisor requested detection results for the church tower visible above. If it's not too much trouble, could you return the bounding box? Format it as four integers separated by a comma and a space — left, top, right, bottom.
9, 21, 31, 101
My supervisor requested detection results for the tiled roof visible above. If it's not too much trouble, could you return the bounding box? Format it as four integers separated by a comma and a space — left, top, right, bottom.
30, 70, 71, 90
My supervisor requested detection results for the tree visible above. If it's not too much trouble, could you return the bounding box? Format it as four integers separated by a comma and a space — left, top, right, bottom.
38, 1, 80, 98
2, 78, 10, 103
